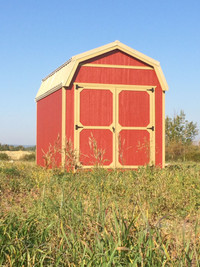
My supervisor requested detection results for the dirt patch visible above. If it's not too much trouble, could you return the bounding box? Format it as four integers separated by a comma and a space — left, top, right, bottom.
0, 151, 32, 160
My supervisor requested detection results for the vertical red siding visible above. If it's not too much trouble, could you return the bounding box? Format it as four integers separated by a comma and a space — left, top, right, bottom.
85, 49, 151, 66
76, 67, 157, 85
37, 89, 62, 167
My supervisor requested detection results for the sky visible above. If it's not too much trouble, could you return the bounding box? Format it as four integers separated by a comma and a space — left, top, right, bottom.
0, 0, 200, 145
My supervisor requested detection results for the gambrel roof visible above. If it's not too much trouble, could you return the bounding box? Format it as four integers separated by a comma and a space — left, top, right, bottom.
35, 40, 168, 101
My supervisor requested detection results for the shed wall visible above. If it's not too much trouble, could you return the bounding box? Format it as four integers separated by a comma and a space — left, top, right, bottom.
37, 89, 62, 167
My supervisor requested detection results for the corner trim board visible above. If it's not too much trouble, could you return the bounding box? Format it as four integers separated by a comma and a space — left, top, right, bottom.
162, 91, 165, 167
61, 87, 66, 167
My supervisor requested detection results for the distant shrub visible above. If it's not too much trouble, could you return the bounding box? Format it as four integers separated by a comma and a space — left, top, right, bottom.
20, 153, 36, 161
0, 153, 10, 161
166, 142, 200, 162
185, 151, 200, 162
24, 145, 36, 152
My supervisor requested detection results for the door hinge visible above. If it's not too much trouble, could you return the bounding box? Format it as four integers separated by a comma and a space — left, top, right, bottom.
147, 126, 154, 131
147, 88, 154, 93
75, 124, 84, 130
76, 84, 83, 90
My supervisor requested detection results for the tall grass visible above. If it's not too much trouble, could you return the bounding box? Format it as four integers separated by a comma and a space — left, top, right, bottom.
0, 162, 200, 265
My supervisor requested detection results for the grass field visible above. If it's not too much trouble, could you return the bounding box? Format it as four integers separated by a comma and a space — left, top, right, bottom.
0, 161, 200, 266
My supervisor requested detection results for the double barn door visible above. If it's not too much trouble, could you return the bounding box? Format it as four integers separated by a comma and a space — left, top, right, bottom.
74, 83, 155, 168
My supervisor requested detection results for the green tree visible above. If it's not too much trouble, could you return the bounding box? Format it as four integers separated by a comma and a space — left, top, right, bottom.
166, 110, 198, 145
165, 111, 199, 161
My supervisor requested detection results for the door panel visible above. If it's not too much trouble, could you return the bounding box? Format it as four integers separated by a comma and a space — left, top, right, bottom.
79, 129, 113, 166
118, 91, 150, 127
80, 89, 113, 126
118, 130, 150, 166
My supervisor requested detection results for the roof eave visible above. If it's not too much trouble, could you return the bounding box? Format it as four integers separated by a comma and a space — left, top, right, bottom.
35, 83, 63, 102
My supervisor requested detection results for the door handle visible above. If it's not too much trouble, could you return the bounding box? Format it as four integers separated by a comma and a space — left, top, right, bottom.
112, 126, 115, 133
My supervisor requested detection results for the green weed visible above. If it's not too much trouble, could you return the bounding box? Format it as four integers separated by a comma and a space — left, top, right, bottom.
20, 153, 36, 162
0, 162, 200, 265
0, 153, 10, 161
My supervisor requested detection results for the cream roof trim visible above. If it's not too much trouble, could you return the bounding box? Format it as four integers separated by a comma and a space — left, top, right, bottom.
35, 40, 168, 101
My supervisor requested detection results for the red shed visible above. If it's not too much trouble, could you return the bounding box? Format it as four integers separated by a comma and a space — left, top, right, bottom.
35, 41, 168, 169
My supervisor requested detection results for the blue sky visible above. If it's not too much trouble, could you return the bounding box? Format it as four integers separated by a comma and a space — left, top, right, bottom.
0, 0, 200, 145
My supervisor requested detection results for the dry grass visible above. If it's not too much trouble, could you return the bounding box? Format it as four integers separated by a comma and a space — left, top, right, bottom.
0, 151, 32, 161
